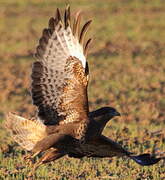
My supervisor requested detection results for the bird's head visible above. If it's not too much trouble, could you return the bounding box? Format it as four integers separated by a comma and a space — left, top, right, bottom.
89, 107, 120, 134
97, 107, 120, 118
89, 106, 120, 121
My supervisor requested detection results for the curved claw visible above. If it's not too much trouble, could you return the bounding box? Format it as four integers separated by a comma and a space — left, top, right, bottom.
130, 153, 161, 166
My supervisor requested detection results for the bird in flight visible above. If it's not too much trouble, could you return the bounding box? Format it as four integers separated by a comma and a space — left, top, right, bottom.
4, 5, 162, 175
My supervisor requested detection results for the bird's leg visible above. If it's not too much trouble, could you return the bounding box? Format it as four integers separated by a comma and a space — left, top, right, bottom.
31, 151, 41, 159
24, 151, 41, 167
28, 148, 65, 177
25, 134, 67, 167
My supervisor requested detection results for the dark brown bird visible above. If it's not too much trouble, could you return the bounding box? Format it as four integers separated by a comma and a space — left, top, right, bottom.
4, 5, 161, 175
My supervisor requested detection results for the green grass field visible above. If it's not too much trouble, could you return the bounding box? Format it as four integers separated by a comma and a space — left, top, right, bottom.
0, 0, 165, 179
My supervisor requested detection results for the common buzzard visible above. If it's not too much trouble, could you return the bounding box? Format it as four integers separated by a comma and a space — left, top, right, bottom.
4, 5, 162, 175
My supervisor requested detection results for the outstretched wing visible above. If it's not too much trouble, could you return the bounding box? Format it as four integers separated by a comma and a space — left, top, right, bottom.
31, 6, 92, 126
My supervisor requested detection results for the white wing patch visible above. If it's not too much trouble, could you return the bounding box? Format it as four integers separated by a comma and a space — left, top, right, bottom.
33, 6, 91, 125
42, 23, 86, 69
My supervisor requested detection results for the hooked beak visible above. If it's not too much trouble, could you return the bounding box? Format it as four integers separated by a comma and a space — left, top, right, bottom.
114, 111, 121, 116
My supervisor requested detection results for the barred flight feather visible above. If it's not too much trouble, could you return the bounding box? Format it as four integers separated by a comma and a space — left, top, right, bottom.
31, 6, 90, 127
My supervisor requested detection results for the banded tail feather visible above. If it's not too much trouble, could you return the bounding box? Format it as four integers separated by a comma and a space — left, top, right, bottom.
4, 112, 46, 151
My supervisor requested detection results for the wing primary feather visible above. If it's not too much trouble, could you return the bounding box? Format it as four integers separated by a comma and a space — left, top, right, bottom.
56, 8, 62, 23
53, 18, 59, 27
79, 20, 92, 45
64, 9, 67, 29
49, 17, 55, 30
73, 12, 81, 37
64, 5, 71, 29
79, 20, 92, 44
84, 38, 92, 57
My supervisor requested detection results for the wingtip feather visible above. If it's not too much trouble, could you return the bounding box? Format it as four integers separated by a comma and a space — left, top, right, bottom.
35, 5, 92, 67
79, 20, 92, 45
73, 12, 81, 37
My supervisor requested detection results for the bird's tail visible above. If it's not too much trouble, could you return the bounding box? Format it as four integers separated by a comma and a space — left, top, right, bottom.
4, 112, 47, 151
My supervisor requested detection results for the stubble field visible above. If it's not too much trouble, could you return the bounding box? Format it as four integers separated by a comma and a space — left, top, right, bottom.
0, 0, 165, 179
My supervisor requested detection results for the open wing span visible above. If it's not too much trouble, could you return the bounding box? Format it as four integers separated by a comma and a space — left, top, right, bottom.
31, 6, 91, 126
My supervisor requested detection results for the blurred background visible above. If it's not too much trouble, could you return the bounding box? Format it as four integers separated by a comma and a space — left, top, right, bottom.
0, 0, 164, 179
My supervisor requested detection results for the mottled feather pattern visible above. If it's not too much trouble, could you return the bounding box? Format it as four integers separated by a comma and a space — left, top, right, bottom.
32, 7, 90, 129
4, 6, 162, 171
59, 57, 89, 123
4, 113, 46, 151
32, 56, 88, 126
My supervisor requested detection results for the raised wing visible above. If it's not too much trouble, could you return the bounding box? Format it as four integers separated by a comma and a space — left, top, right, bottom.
31, 6, 92, 125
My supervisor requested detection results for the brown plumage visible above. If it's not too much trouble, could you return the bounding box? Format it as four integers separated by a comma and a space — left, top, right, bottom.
4, 5, 162, 176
